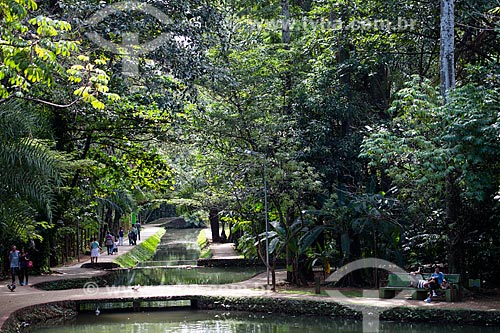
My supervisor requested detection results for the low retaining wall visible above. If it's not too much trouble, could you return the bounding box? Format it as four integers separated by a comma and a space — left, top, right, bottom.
114, 229, 166, 268
197, 258, 286, 268
1, 301, 78, 333
194, 296, 359, 318
32, 273, 113, 291
2, 295, 500, 333
80, 262, 120, 269
381, 306, 500, 326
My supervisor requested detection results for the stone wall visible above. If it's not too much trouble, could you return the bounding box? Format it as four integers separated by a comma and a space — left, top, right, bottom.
1, 301, 77, 333
197, 258, 286, 268
3, 295, 500, 332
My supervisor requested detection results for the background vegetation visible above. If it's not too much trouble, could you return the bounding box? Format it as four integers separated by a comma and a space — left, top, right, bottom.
1, 0, 499, 289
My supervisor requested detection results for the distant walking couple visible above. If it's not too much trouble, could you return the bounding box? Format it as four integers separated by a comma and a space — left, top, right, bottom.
8, 245, 32, 290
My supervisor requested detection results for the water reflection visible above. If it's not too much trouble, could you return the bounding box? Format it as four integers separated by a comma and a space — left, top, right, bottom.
111, 228, 263, 285
33, 311, 500, 333
32, 229, 500, 332
138, 229, 202, 267
110, 266, 263, 285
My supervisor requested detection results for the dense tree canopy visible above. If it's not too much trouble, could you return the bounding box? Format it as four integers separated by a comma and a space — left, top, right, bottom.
2, 0, 500, 288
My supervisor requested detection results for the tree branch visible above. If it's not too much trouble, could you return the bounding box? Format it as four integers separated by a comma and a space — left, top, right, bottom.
21, 96, 83, 108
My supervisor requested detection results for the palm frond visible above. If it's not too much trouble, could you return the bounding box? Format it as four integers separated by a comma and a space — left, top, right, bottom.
0, 100, 65, 219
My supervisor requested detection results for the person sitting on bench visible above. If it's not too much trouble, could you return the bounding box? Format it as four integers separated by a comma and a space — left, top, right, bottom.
425, 266, 447, 302
429, 266, 446, 297
408, 267, 430, 289
409, 267, 447, 301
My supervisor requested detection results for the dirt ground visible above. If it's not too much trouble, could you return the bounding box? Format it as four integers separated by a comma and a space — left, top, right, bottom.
276, 283, 500, 311
56, 254, 92, 267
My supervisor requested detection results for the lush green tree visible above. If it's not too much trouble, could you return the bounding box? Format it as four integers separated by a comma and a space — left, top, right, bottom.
3, 0, 500, 284
0, 99, 64, 270
1, 0, 205, 263
361, 77, 500, 280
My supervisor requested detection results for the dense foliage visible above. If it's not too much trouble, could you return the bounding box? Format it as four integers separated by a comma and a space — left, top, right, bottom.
1, 0, 499, 289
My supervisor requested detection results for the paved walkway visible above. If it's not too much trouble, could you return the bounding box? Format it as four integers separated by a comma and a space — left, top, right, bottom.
0, 225, 163, 327
3, 225, 165, 283
0, 225, 260, 328
203, 228, 242, 259
1, 225, 499, 332
53, 225, 163, 274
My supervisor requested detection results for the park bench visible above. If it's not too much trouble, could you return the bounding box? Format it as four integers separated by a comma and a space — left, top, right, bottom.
379, 273, 461, 302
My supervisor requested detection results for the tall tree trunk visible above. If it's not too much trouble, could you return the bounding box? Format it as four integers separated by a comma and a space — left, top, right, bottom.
70, 133, 92, 188
440, 0, 455, 101
446, 174, 463, 274
281, 0, 290, 45
220, 220, 227, 242
441, 0, 460, 274
286, 207, 300, 285
373, 221, 379, 288
369, 63, 390, 112
286, 249, 293, 282
113, 210, 122, 234
281, 0, 292, 114
209, 208, 222, 243
271, 267, 276, 291
105, 208, 113, 232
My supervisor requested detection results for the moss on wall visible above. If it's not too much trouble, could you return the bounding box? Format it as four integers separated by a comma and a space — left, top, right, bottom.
197, 229, 212, 259
114, 228, 166, 268
3, 295, 500, 333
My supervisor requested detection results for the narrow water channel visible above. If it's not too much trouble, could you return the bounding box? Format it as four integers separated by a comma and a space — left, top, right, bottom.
32, 311, 500, 333
138, 228, 202, 267
110, 228, 262, 286
30, 228, 500, 333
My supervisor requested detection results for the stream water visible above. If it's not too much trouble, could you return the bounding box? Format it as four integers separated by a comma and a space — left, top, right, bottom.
138, 228, 202, 267
30, 228, 500, 333
33, 311, 500, 333
110, 266, 262, 285
109, 228, 262, 285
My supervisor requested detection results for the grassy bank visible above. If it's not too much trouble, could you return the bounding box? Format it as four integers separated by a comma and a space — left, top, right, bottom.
197, 229, 212, 259
114, 228, 166, 268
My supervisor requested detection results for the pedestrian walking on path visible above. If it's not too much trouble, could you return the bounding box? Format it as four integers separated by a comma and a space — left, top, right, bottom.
118, 227, 124, 246
132, 225, 138, 243
18, 248, 31, 286
105, 232, 114, 255
135, 222, 141, 240
90, 238, 101, 264
9, 245, 20, 286
128, 229, 136, 245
